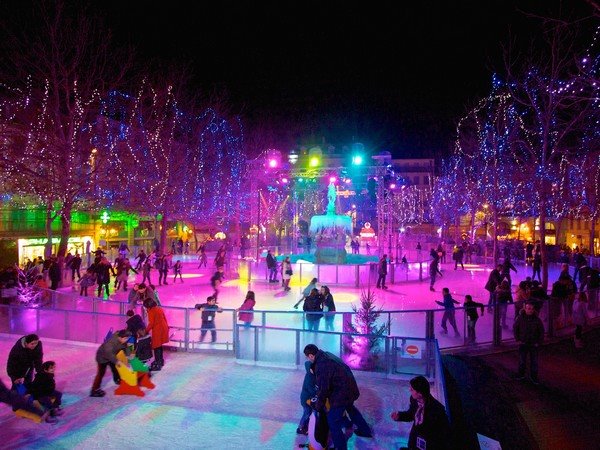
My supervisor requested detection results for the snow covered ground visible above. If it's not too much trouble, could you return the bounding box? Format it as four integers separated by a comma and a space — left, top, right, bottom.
0, 335, 412, 449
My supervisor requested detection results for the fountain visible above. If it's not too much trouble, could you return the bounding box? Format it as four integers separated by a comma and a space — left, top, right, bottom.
309, 182, 353, 264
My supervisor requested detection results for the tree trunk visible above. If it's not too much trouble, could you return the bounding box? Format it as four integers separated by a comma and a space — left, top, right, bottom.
493, 209, 499, 265
57, 207, 72, 259
590, 216, 597, 257
540, 207, 548, 290
454, 215, 460, 243
470, 210, 477, 244
160, 214, 167, 255
44, 203, 55, 259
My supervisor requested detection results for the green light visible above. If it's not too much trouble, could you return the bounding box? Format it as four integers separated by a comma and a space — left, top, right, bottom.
298, 178, 304, 183
100, 211, 110, 224
309, 156, 320, 167
352, 155, 363, 165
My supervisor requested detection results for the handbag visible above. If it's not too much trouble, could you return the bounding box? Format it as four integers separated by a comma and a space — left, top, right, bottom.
285, 269, 293, 276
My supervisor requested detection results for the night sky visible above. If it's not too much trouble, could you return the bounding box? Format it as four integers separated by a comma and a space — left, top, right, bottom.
10, 1, 598, 157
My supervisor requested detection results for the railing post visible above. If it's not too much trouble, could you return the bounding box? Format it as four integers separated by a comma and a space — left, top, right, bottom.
419, 262, 423, 281
425, 310, 435, 340
387, 312, 392, 336
184, 308, 190, 352
254, 326, 259, 362
296, 330, 301, 366
390, 263, 395, 285
493, 301, 501, 346
385, 336, 390, 374
355, 265, 360, 288
261, 311, 266, 327
234, 311, 240, 358
299, 263, 303, 283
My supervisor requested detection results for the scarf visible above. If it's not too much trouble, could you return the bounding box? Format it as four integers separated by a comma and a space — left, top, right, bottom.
414, 398, 425, 426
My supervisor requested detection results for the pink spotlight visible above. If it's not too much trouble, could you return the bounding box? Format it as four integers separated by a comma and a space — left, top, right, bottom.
390, 183, 397, 189
344, 178, 351, 184
268, 159, 278, 168
329, 176, 337, 183
281, 177, 288, 184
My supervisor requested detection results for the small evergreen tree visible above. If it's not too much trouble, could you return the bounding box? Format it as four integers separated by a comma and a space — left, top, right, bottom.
344, 289, 389, 369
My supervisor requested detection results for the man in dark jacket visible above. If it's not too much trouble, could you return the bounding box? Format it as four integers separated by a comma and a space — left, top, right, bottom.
391, 375, 450, 450
304, 344, 372, 450
7, 334, 43, 389
376, 254, 388, 289
484, 264, 503, 310
48, 258, 61, 290
266, 249, 278, 282
69, 252, 82, 281
513, 301, 545, 384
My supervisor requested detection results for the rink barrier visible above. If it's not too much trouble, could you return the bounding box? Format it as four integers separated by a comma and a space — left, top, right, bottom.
238, 259, 430, 287
5, 286, 600, 354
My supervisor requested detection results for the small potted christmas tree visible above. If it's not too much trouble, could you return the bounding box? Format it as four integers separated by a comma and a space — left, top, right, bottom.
343, 289, 389, 370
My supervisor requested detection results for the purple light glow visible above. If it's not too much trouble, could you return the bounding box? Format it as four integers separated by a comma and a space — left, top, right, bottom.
281, 177, 288, 184
268, 159, 278, 168
329, 176, 337, 183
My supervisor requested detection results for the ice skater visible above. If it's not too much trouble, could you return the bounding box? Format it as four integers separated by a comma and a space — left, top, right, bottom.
195, 296, 223, 343
173, 260, 183, 283
435, 288, 460, 337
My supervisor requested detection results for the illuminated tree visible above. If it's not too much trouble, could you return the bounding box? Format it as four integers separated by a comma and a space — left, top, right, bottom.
505, 18, 596, 287
0, 1, 132, 258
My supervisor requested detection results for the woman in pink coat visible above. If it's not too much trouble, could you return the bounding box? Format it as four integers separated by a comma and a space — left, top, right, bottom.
238, 291, 256, 328
145, 300, 169, 370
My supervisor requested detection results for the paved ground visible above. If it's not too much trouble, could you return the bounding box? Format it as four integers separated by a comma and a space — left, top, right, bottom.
444, 327, 600, 450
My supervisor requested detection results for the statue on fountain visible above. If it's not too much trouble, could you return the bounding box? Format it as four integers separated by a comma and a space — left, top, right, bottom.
309, 181, 352, 264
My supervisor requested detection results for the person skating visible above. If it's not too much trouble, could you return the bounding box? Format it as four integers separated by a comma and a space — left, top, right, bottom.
320, 285, 336, 331
303, 288, 323, 332
429, 249, 442, 292
145, 299, 170, 371
238, 291, 256, 328
435, 288, 460, 337
463, 295, 484, 344
376, 254, 388, 289
266, 249, 278, 282
90, 329, 131, 397
296, 360, 317, 435
303, 344, 372, 450
173, 260, 183, 283
195, 296, 223, 343
282, 256, 292, 291
294, 278, 318, 309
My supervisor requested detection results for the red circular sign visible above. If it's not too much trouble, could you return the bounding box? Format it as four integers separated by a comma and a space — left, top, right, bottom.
406, 345, 419, 355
